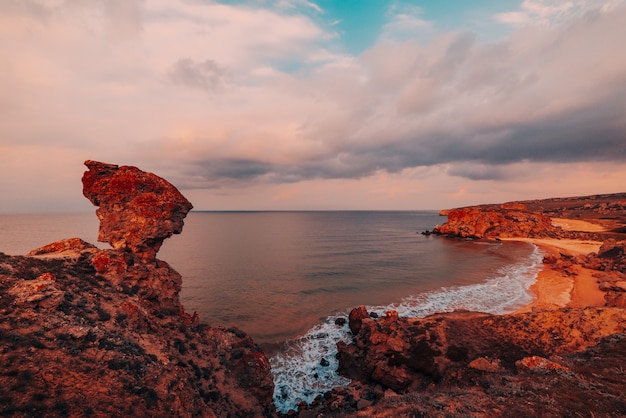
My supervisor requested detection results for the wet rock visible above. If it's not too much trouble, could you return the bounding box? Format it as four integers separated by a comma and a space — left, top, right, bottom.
348, 305, 369, 335
543, 254, 558, 264
334, 317, 346, 326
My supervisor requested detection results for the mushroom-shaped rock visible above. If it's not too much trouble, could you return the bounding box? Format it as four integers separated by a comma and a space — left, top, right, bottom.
82, 160, 193, 261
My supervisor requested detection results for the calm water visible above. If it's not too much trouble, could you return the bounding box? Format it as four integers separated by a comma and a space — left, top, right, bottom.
0, 211, 542, 412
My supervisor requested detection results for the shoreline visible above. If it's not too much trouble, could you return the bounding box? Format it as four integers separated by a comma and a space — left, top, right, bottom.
505, 220, 607, 313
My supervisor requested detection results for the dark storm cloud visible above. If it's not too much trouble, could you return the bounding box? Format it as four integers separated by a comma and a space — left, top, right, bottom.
442, 92, 626, 168
446, 164, 512, 181
180, 93, 626, 185
194, 159, 274, 181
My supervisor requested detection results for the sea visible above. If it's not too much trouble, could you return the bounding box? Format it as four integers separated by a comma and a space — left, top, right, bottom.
0, 211, 543, 412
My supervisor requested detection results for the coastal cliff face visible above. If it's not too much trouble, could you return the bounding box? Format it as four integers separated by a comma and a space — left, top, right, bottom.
431, 195, 626, 309
432, 203, 557, 239
0, 161, 275, 417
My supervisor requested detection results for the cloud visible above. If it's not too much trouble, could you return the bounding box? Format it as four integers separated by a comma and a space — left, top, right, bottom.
494, 0, 626, 27
379, 3, 432, 42
446, 163, 517, 181
169, 58, 230, 92
1, 0, 626, 211
275, 0, 323, 14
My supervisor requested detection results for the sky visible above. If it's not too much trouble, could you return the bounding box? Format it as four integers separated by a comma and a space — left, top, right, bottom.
1, 0, 625, 212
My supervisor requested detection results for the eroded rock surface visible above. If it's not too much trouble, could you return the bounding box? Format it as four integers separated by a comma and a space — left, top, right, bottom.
82, 160, 193, 261
297, 306, 626, 417
338, 306, 626, 393
433, 203, 557, 239
0, 161, 275, 417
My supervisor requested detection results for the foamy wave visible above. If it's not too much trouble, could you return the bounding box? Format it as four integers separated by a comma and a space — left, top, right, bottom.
381, 244, 543, 317
270, 319, 352, 413
270, 244, 543, 413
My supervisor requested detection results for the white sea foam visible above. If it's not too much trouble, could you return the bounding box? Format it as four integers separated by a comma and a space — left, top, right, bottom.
270, 244, 544, 413
382, 244, 543, 317
270, 319, 352, 413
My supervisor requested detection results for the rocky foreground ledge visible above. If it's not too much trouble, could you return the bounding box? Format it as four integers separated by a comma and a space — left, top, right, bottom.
0, 161, 274, 417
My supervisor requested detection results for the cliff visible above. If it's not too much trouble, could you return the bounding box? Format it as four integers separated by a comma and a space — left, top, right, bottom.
432, 193, 626, 241
0, 161, 275, 417
432, 203, 558, 239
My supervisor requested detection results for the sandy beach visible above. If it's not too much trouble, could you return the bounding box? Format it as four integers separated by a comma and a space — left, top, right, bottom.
508, 219, 607, 313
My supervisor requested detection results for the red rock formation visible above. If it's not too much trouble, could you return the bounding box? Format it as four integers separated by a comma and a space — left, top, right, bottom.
338, 306, 626, 393
348, 305, 369, 335
314, 306, 626, 416
82, 160, 193, 261
0, 161, 276, 417
0, 250, 275, 416
433, 203, 557, 239
26, 238, 98, 257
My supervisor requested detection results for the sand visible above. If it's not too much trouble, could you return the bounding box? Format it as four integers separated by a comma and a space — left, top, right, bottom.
550, 218, 608, 232
505, 237, 603, 257
505, 237, 606, 313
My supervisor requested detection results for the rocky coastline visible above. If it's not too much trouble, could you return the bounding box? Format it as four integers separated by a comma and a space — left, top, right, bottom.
2, 162, 625, 417
1, 162, 274, 417
302, 195, 626, 416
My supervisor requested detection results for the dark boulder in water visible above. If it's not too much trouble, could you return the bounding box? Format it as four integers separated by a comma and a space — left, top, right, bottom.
334, 317, 347, 326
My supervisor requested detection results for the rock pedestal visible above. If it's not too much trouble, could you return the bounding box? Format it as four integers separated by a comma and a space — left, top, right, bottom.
82, 160, 193, 261
0, 161, 276, 417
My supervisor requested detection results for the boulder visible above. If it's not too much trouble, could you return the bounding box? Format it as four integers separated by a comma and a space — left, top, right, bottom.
348, 305, 370, 335
515, 356, 570, 374
27, 238, 98, 258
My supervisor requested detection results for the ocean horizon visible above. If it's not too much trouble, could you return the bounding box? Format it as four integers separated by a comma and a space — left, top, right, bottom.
0, 210, 542, 412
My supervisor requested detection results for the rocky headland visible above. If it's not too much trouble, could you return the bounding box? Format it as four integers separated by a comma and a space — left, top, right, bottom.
1, 161, 274, 417
2, 162, 625, 417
